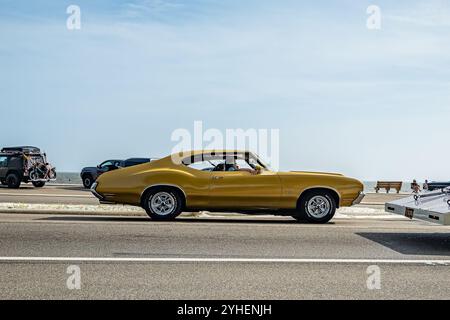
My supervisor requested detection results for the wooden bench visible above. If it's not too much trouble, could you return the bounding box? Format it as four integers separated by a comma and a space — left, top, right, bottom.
374, 181, 402, 193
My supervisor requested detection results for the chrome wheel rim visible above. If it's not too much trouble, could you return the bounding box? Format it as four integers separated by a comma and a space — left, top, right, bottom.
150, 192, 176, 216
307, 195, 331, 219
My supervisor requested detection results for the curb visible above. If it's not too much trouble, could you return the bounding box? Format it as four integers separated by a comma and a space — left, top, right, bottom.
0, 203, 387, 217
0, 205, 244, 218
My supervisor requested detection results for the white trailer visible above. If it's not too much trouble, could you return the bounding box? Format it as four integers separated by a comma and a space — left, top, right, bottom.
385, 188, 450, 225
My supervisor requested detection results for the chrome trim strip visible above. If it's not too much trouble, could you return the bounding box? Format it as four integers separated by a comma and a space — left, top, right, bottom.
352, 192, 365, 205
90, 182, 104, 201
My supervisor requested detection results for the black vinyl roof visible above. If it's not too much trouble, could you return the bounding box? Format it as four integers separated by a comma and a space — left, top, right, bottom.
125, 158, 151, 162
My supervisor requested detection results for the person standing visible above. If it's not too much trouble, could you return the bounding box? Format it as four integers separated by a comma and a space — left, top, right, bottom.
411, 179, 421, 193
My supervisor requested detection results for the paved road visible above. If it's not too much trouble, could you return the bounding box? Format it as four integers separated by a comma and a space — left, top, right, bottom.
0, 213, 448, 299
0, 184, 98, 205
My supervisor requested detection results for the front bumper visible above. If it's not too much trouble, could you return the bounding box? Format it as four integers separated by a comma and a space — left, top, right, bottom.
352, 192, 365, 205
90, 182, 116, 204
90, 182, 104, 201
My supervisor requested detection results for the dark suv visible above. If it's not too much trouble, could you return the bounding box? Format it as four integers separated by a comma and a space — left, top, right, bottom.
80, 158, 152, 188
0, 146, 54, 188
427, 181, 450, 191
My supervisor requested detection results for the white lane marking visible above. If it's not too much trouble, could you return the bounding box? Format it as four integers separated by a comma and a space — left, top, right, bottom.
0, 257, 449, 265
0, 193, 91, 198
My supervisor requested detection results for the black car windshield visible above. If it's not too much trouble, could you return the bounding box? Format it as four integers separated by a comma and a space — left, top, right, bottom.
100, 161, 112, 168
100, 161, 120, 168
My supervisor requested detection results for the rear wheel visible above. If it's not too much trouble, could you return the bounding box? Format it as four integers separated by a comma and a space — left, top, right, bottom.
32, 181, 45, 188
29, 169, 39, 181
294, 190, 336, 224
6, 173, 21, 189
142, 188, 184, 221
82, 175, 94, 189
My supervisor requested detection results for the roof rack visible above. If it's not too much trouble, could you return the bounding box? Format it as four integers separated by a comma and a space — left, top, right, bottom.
0, 146, 42, 156
1, 146, 42, 155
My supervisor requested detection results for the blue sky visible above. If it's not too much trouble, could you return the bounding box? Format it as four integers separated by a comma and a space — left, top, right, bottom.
1, 0, 449, 180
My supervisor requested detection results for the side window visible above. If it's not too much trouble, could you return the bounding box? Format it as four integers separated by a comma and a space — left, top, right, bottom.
8, 156, 22, 168
187, 160, 217, 171
182, 154, 254, 172
0, 156, 7, 167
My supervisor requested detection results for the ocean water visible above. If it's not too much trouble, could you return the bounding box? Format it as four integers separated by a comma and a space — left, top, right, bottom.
54, 172, 82, 184
363, 181, 414, 193
55, 172, 415, 193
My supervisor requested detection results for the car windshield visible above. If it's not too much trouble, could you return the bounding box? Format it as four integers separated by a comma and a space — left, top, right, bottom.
100, 161, 114, 168
250, 153, 272, 171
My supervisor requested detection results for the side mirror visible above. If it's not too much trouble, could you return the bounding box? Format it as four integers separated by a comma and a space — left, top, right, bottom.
97, 165, 101, 169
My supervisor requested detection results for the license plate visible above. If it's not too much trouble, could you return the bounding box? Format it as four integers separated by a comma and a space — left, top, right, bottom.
405, 207, 414, 219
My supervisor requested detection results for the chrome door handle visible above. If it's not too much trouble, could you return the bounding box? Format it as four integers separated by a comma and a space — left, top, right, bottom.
213, 176, 224, 180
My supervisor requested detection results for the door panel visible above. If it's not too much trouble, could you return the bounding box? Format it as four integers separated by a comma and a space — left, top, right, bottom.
208, 171, 281, 209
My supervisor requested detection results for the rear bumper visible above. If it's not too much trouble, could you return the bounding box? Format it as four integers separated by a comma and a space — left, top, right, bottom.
352, 192, 365, 205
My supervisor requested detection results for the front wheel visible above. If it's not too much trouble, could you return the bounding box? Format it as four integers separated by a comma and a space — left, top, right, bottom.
82, 175, 94, 189
143, 188, 183, 221
294, 190, 336, 224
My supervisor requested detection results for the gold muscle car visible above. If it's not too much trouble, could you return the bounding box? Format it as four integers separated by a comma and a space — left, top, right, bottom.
91, 150, 364, 223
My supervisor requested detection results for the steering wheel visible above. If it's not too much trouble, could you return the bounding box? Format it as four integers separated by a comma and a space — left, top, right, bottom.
212, 163, 225, 171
